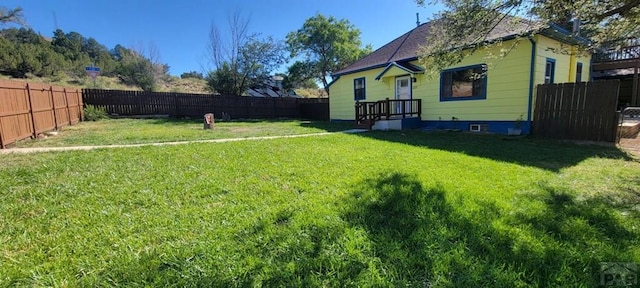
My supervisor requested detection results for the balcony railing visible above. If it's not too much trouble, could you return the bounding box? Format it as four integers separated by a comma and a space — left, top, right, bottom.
593, 38, 640, 62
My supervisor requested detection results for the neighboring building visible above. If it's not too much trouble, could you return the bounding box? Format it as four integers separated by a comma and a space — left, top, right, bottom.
328, 17, 590, 134
245, 75, 302, 98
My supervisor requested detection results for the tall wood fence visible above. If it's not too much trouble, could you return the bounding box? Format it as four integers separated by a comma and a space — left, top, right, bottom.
82, 89, 329, 120
0, 80, 82, 148
533, 80, 619, 142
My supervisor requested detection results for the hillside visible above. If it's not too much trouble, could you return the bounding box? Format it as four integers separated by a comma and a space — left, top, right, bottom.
0, 27, 179, 92
0, 27, 327, 96
0, 74, 210, 93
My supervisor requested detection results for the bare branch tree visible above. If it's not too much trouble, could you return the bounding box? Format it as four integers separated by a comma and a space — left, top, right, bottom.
0, 6, 25, 26
204, 11, 286, 96
206, 10, 251, 71
131, 41, 169, 83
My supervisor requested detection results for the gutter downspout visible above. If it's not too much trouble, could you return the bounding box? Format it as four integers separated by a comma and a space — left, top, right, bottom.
527, 36, 537, 135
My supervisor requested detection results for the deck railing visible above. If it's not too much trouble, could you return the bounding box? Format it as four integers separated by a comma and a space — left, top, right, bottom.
355, 98, 421, 128
593, 38, 640, 62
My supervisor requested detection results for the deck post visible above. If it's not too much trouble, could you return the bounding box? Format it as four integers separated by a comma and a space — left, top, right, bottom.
633, 63, 639, 106
385, 98, 390, 119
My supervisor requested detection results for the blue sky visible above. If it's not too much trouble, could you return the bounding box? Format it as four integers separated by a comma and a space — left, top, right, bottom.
4, 0, 443, 76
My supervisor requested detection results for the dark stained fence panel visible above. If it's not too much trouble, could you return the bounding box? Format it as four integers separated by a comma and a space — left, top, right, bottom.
301, 102, 330, 120
533, 80, 619, 142
82, 89, 329, 120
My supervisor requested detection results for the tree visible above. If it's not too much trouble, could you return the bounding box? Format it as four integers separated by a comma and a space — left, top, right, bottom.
51, 29, 93, 77
0, 6, 24, 26
81, 37, 118, 77
415, 0, 640, 72
114, 45, 157, 91
0, 28, 66, 78
108, 42, 170, 91
134, 41, 169, 82
282, 61, 318, 90
286, 14, 372, 95
0, 26, 166, 85
180, 71, 204, 79
206, 62, 237, 95
205, 12, 286, 96
1, 28, 42, 44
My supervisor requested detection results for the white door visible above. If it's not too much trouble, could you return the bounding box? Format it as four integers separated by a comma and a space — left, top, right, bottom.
395, 76, 411, 114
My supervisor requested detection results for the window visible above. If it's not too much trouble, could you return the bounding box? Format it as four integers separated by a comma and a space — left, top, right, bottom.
576, 62, 583, 82
354, 77, 366, 100
440, 64, 487, 101
544, 58, 555, 84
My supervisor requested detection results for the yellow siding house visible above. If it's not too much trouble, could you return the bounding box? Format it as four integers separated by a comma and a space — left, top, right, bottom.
329, 17, 591, 134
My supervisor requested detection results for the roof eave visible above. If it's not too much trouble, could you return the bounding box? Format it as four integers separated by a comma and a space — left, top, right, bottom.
332, 56, 420, 78
326, 76, 340, 89
375, 62, 425, 80
539, 24, 592, 45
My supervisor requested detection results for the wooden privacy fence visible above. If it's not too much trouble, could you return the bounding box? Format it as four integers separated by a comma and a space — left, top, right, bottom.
82, 89, 329, 120
0, 80, 82, 148
533, 80, 619, 142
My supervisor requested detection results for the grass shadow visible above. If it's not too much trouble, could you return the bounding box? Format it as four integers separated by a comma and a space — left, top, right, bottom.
119, 117, 304, 126
49, 172, 638, 286
352, 130, 634, 171
142, 117, 354, 132
341, 172, 639, 286
147, 117, 202, 125
299, 120, 354, 132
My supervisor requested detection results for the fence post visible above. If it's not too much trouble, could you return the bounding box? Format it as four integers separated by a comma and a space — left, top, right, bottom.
245, 97, 250, 118
174, 93, 179, 116
0, 116, 5, 149
63, 88, 72, 125
25, 83, 38, 138
78, 89, 83, 121
273, 97, 277, 118
49, 85, 59, 129
136, 91, 142, 115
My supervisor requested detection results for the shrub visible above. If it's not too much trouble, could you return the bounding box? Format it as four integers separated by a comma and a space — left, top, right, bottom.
83, 105, 108, 121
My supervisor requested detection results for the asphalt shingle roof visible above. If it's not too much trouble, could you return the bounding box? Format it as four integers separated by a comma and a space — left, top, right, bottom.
333, 16, 546, 77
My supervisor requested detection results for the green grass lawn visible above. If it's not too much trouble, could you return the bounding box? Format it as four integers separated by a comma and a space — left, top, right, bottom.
1, 130, 639, 287
13, 118, 353, 148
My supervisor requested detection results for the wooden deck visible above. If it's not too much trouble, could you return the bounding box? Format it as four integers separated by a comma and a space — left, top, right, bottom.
592, 38, 640, 106
355, 98, 421, 129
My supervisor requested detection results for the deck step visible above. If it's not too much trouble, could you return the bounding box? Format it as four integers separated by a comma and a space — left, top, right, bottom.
355, 119, 374, 130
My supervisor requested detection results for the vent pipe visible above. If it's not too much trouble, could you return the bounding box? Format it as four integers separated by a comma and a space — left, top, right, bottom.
572, 18, 581, 36
416, 13, 420, 27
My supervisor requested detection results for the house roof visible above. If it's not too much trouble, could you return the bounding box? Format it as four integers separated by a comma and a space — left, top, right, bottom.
333, 16, 548, 77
